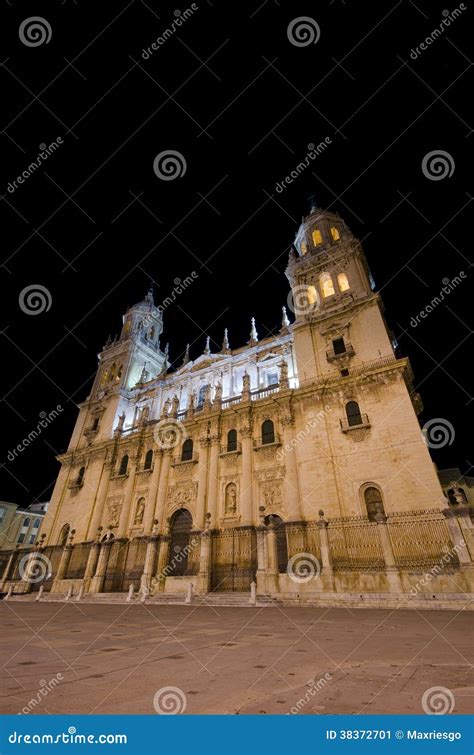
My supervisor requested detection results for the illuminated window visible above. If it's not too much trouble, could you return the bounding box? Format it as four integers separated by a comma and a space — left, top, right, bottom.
330, 226, 340, 241
312, 229, 323, 246
320, 272, 335, 298
337, 272, 350, 292
301, 241, 307, 256
307, 285, 319, 306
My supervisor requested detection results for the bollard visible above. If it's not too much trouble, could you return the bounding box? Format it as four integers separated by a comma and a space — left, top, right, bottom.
4, 585, 13, 600
127, 584, 134, 603
76, 585, 84, 601
65, 585, 73, 601
35, 585, 44, 602
185, 582, 193, 604
249, 581, 257, 606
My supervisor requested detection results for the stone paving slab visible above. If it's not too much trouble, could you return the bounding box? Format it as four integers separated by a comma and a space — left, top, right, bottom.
1, 602, 472, 715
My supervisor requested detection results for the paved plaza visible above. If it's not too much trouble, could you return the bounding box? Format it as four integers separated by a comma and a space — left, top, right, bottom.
1, 602, 472, 715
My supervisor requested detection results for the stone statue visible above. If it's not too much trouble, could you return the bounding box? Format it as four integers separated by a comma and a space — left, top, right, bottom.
134, 499, 145, 525
225, 484, 237, 515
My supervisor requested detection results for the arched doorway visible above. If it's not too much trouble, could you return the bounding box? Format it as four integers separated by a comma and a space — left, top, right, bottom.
265, 515, 288, 573
168, 509, 193, 576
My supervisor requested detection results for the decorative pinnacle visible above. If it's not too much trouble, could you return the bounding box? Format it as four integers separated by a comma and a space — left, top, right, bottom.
281, 306, 290, 329
222, 328, 230, 352
145, 285, 154, 305
204, 336, 211, 355
250, 317, 258, 343
182, 343, 190, 365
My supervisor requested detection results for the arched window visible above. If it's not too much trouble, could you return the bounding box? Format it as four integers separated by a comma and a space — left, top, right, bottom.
168, 509, 193, 576
330, 226, 340, 241
337, 272, 350, 292
346, 401, 362, 427
58, 523, 70, 547
265, 515, 288, 572
118, 455, 129, 476
261, 419, 275, 445
77, 466, 85, 485
301, 241, 307, 256
320, 272, 335, 298
23, 518, 30, 527
312, 228, 323, 246
33, 518, 41, 529
364, 487, 385, 522
181, 438, 193, 462
197, 384, 209, 407
144, 449, 153, 470
227, 429, 237, 452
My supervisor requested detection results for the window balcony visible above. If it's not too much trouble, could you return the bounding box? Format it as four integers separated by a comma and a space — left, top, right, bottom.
171, 455, 199, 467
340, 414, 370, 432
326, 343, 355, 362
219, 442, 242, 456
253, 433, 281, 449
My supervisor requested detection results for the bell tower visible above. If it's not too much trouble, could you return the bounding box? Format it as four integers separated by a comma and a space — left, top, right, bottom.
286, 203, 395, 385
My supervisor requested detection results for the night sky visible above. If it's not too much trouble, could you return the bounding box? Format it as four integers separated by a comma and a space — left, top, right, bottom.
1, 0, 472, 508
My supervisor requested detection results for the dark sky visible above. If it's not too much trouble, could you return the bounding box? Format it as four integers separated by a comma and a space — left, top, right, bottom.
1, 0, 472, 508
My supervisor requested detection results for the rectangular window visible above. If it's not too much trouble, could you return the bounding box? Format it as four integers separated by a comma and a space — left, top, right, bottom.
267, 372, 278, 386
333, 338, 346, 355
18, 533, 25, 543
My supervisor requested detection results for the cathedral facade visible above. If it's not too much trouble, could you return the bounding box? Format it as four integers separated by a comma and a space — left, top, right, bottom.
3, 206, 473, 601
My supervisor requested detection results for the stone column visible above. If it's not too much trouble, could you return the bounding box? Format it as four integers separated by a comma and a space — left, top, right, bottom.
53, 530, 76, 586
144, 452, 163, 532
86, 460, 112, 541
89, 538, 113, 594
281, 415, 303, 521
375, 514, 403, 593
196, 521, 212, 594
265, 518, 279, 594
240, 425, 253, 525
154, 526, 171, 592
155, 451, 172, 527
206, 434, 220, 526
442, 508, 474, 592
195, 437, 209, 529
83, 539, 102, 591
255, 506, 268, 593
317, 511, 334, 590
140, 522, 159, 595
117, 463, 137, 537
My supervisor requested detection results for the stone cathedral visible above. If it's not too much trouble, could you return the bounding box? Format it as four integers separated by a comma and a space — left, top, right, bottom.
3, 205, 473, 602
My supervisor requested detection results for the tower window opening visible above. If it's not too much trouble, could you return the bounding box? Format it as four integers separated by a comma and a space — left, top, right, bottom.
320, 272, 335, 298
333, 337, 346, 355
337, 272, 350, 292
346, 401, 362, 427
312, 229, 323, 246
301, 241, 307, 256
330, 226, 340, 241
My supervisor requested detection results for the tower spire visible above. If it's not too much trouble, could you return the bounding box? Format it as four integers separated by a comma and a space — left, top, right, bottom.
221, 328, 230, 353
204, 336, 211, 356
182, 343, 190, 365
249, 317, 258, 345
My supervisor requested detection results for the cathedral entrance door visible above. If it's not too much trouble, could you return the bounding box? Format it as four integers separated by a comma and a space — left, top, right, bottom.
211, 526, 257, 592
